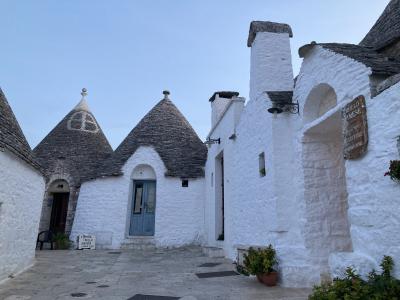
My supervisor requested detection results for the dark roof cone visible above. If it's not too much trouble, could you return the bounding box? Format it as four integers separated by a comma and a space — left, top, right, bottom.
34, 88, 113, 184
360, 0, 400, 50
0, 88, 41, 170
106, 91, 207, 179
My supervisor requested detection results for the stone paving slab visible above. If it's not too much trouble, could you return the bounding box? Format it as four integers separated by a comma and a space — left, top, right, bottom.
0, 247, 311, 300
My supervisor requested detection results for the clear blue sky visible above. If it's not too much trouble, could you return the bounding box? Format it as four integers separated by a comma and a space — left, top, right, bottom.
1, 0, 390, 148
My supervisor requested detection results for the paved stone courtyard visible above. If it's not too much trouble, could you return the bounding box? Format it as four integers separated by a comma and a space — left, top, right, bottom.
0, 247, 311, 300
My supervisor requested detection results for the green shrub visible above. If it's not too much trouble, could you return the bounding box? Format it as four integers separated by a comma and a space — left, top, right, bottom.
53, 233, 70, 250
385, 160, 400, 182
309, 256, 400, 300
243, 244, 278, 275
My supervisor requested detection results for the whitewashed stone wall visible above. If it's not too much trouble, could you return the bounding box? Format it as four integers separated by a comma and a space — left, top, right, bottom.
295, 46, 400, 282
250, 32, 294, 101
204, 30, 315, 287
205, 36, 400, 287
331, 81, 400, 279
204, 98, 245, 254
71, 146, 204, 249
0, 150, 45, 283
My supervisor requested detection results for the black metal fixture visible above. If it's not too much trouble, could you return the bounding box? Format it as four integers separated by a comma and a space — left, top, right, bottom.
267, 102, 284, 114
266, 91, 299, 115
204, 137, 221, 145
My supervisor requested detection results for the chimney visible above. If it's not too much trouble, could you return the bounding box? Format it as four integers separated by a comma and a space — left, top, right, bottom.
209, 91, 240, 127
248, 21, 294, 102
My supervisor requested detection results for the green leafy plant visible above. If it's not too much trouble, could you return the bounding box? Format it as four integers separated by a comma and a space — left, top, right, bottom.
53, 233, 70, 250
243, 244, 278, 275
309, 256, 400, 300
385, 160, 400, 182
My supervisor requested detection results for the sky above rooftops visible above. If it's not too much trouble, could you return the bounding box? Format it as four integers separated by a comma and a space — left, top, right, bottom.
0, 0, 390, 148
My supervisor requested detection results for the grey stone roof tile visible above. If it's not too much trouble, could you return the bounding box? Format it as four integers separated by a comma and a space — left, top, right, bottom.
360, 0, 400, 50
299, 43, 400, 76
376, 73, 400, 94
33, 99, 113, 185
266, 91, 293, 103
0, 88, 42, 172
100, 98, 207, 179
247, 21, 293, 47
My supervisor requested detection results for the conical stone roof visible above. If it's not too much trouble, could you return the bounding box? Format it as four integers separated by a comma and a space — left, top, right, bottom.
360, 0, 400, 50
33, 90, 113, 185
0, 88, 41, 171
103, 94, 207, 179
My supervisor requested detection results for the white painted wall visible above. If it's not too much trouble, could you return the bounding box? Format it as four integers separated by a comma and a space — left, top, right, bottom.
295, 46, 400, 282
294, 46, 371, 282
250, 31, 294, 101
205, 92, 312, 287
0, 150, 45, 283
211, 95, 232, 128
205, 38, 400, 287
71, 146, 204, 249
330, 81, 400, 279
205, 98, 246, 253
204, 29, 315, 287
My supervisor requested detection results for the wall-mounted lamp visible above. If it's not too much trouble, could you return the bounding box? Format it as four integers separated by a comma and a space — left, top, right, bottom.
266, 91, 299, 115
204, 137, 221, 145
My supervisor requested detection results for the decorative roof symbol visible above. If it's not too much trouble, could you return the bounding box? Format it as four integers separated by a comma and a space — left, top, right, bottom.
67, 88, 99, 133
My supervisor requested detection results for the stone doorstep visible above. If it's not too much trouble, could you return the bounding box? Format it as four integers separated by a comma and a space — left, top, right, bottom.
124, 236, 156, 244
121, 236, 156, 250
202, 246, 224, 258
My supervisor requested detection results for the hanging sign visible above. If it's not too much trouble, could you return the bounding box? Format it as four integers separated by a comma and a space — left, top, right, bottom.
342, 95, 368, 159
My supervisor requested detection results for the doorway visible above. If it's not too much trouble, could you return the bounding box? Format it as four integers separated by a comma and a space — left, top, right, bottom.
129, 180, 156, 236
49, 192, 69, 234
215, 152, 224, 241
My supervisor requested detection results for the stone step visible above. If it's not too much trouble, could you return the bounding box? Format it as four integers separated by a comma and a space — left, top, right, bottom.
121, 237, 156, 250
202, 246, 225, 258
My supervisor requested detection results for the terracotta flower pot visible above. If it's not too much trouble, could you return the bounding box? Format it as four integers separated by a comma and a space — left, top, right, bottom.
256, 272, 278, 286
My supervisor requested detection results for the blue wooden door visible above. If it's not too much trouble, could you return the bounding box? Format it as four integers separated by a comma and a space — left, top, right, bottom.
129, 181, 156, 236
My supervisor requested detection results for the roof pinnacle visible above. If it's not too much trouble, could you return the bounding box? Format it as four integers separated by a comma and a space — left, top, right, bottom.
163, 90, 170, 100
81, 88, 88, 99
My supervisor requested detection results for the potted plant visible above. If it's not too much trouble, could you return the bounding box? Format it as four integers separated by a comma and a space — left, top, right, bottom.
53, 233, 70, 250
385, 160, 400, 183
243, 244, 278, 286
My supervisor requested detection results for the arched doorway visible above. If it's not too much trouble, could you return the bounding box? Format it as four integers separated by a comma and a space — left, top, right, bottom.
47, 180, 70, 234
302, 84, 352, 279
129, 165, 156, 236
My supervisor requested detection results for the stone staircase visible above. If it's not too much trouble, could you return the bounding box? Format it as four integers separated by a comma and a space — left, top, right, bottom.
121, 236, 156, 250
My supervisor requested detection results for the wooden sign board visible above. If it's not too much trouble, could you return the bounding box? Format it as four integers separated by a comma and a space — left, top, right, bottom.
342, 95, 368, 160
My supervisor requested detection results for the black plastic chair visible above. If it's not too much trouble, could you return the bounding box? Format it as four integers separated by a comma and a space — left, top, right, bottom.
36, 231, 55, 250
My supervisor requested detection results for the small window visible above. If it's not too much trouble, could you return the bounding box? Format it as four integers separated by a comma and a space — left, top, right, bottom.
259, 152, 266, 177
182, 179, 189, 187
211, 172, 214, 187
133, 184, 143, 213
